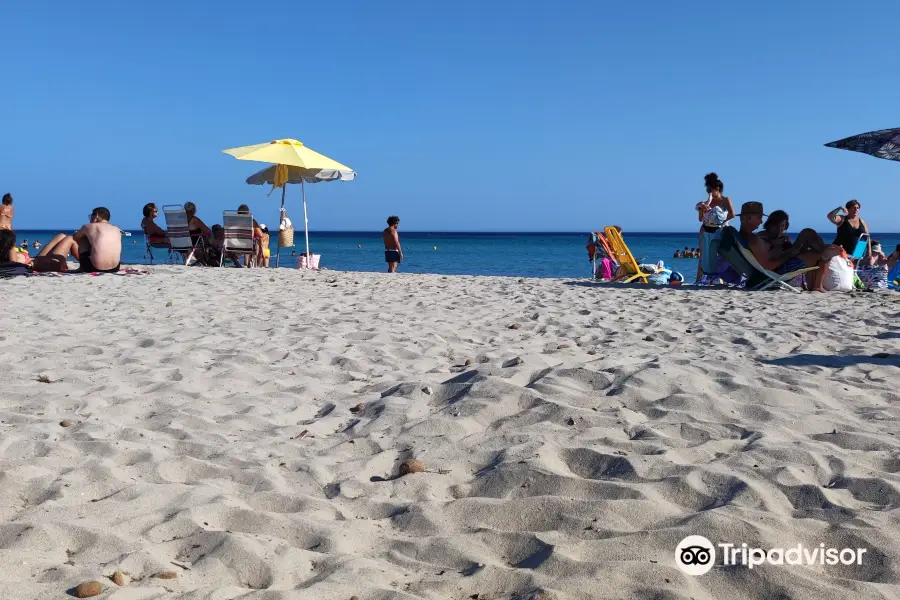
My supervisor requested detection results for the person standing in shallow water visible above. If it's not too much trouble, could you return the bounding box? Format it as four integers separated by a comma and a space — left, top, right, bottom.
383, 216, 403, 273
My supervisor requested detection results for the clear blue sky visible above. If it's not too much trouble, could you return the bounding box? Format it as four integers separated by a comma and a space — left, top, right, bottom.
3, 0, 898, 232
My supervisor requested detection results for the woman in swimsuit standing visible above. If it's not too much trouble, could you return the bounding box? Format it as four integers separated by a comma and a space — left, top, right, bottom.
827, 199, 870, 256
695, 172, 735, 282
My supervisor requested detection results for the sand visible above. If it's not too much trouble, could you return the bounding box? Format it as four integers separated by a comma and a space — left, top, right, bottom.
0, 266, 899, 599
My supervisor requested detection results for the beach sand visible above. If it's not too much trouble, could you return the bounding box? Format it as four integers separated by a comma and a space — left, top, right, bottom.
1, 267, 899, 599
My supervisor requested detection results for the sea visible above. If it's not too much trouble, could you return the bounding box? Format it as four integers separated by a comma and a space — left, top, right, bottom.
11, 230, 900, 279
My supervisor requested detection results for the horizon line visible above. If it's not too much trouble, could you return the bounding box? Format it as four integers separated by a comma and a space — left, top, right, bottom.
11, 228, 900, 235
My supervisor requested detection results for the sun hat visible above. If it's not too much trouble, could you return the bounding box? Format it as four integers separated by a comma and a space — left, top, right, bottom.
737, 201, 766, 217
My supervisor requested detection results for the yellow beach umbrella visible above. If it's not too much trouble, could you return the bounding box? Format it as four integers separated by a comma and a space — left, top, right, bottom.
222, 138, 356, 267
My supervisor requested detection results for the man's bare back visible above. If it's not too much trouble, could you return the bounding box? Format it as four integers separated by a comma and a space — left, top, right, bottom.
383, 216, 402, 273
77, 222, 122, 270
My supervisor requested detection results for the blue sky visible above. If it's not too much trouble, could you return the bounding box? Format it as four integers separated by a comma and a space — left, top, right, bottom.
3, 0, 899, 232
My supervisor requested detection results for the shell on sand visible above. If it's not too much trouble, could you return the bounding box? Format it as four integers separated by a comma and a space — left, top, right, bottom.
73, 581, 103, 598
111, 570, 129, 586
399, 459, 426, 476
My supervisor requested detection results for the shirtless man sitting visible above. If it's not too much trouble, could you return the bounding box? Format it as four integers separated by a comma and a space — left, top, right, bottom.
0, 193, 13, 231
739, 201, 839, 291
34, 207, 122, 273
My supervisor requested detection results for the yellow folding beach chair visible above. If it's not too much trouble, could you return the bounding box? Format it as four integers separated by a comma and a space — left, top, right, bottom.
604, 226, 653, 284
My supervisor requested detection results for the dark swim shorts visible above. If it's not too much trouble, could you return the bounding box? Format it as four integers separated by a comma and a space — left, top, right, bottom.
78, 252, 120, 274
384, 249, 401, 263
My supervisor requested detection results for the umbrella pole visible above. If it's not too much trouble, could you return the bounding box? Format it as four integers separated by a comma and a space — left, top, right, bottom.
276, 183, 286, 268
302, 179, 311, 268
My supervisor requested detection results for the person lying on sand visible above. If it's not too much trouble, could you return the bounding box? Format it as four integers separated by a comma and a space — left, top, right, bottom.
740, 202, 840, 291
0, 230, 30, 265
33, 207, 122, 273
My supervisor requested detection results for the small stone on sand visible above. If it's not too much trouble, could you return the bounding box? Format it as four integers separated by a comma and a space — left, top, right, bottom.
60, 420, 74, 427
423, 386, 433, 395
464, 359, 473, 366
399, 459, 426, 476
111, 570, 129, 586
73, 581, 103, 598
152, 570, 178, 579
508, 323, 520, 330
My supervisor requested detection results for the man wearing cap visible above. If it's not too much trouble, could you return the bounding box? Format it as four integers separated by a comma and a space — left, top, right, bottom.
739, 201, 836, 291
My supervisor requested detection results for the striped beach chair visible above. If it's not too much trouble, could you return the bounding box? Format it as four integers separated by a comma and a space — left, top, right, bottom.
162, 205, 204, 266
221, 210, 256, 267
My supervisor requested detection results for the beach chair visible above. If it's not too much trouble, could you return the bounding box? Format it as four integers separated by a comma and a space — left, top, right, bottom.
142, 229, 173, 265
604, 226, 652, 283
588, 231, 617, 279
717, 226, 818, 292
221, 210, 256, 267
162, 205, 205, 266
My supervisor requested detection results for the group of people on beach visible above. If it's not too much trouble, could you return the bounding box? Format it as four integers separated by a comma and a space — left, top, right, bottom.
2, 194, 124, 273
694, 172, 899, 290
142, 202, 271, 267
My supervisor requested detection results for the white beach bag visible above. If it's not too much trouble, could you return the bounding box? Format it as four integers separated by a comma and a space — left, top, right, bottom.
297, 254, 320, 269
823, 255, 854, 292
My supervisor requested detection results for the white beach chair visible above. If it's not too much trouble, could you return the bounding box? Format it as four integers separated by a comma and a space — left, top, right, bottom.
221, 211, 256, 267
162, 204, 204, 266
735, 239, 818, 292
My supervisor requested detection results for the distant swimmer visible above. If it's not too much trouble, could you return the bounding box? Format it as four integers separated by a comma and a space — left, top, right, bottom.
357, 244, 361, 248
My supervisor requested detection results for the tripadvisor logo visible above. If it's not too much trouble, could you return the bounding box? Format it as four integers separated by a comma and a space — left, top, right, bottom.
676, 536, 867, 576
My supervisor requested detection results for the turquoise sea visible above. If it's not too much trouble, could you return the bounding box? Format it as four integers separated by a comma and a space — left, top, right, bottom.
11, 230, 900, 279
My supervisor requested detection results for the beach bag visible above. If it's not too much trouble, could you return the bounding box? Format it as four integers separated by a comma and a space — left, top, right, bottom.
297, 253, 320, 269
823, 255, 854, 291
278, 208, 294, 248
858, 265, 889, 290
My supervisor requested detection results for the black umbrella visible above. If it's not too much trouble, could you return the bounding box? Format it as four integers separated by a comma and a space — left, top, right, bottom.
825, 127, 900, 162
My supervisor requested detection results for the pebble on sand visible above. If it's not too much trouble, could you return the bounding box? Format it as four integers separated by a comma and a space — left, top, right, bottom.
151, 571, 178, 579
350, 403, 365, 414
423, 386, 434, 395
399, 459, 426, 476
507, 323, 520, 329
73, 581, 103, 598
110, 570, 129, 586
165, 301, 174, 307
464, 359, 473, 366
60, 420, 74, 427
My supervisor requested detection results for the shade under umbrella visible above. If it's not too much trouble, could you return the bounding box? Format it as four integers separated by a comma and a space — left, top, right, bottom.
222, 139, 355, 267
825, 127, 900, 162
